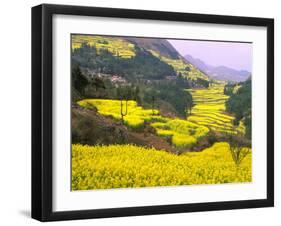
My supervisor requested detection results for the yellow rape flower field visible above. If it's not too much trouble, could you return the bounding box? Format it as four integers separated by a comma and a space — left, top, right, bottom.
72, 35, 136, 58
188, 84, 245, 134
71, 35, 252, 191
77, 99, 209, 149
78, 99, 159, 129
149, 50, 209, 81
72, 142, 251, 190
75, 85, 251, 190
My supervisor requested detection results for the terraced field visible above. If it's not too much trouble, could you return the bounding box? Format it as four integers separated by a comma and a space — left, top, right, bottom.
72, 35, 136, 58
77, 99, 209, 149
77, 99, 160, 129
188, 84, 245, 134
149, 50, 209, 81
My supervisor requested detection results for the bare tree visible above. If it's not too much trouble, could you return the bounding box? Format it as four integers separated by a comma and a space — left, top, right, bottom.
152, 96, 155, 115
120, 98, 128, 124
185, 101, 194, 118
227, 133, 251, 167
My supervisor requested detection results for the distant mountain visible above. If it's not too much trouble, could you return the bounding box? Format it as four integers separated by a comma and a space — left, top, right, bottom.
206, 66, 251, 82
184, 54, 251, 82
184, 55, 209, 72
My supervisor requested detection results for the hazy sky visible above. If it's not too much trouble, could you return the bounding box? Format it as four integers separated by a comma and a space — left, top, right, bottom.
168, 39, 253, 72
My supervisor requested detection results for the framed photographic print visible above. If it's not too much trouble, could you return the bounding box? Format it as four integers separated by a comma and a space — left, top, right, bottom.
32, 4, 274, 221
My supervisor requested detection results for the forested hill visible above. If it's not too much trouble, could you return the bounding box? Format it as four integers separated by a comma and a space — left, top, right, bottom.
71, 35, 209, 83
225, 79, 252, 139
72, 41, 176, 81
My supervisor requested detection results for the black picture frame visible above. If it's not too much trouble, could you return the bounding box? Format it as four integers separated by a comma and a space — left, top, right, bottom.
32, 3, 274, 222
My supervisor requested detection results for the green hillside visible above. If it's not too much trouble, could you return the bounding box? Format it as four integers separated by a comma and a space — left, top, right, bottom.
72, 35, 209, 82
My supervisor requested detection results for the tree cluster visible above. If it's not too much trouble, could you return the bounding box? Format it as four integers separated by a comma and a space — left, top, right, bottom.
225, 79, 252, 139
72, 43, 176, 81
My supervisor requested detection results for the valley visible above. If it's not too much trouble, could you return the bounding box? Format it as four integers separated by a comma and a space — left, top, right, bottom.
71, 34, 252, 190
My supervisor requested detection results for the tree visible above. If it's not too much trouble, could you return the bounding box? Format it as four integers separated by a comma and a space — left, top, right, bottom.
185, 101, 194, 117
72, 65, 88, 95
134, 85, 141, 104
209, 79, 216, 87
196, 78, 209, 88
91, 77, 105, 91
184, 92, 193, 117
226, 133, 251, 167
120, 98, 128, 124
116, 86, 132, 124
176, 73, 186, 88
152, 95, 155, 115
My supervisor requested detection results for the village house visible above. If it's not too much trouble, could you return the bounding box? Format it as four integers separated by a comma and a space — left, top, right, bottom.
110, 75, 126, 83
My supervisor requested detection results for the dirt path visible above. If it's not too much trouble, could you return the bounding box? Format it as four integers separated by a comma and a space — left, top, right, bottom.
128, 130, 177, 153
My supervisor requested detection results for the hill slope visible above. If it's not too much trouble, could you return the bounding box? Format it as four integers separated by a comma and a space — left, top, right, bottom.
72, 34, 209, 82
72, 35, 136, 58
126, 37, 181, 59
127, 38, 209, 81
